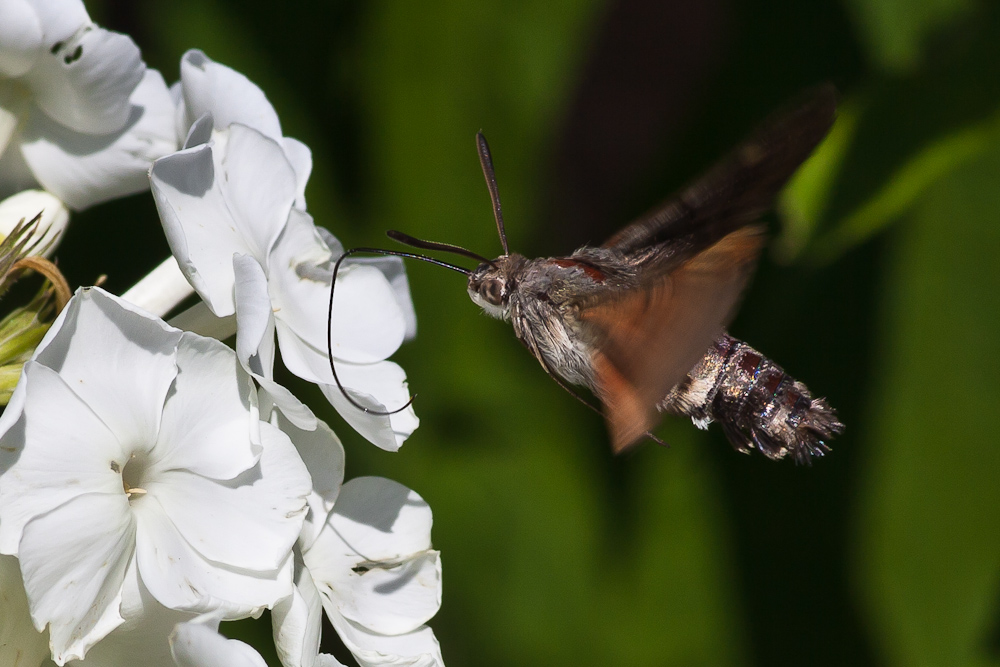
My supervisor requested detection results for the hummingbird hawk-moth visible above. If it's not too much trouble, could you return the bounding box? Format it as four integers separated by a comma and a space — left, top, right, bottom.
329, 85, 844, 463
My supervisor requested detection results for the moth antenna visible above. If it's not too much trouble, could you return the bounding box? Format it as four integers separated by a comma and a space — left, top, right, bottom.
476, 132, 510, 256
327, 247, 469, 418
387, 229, 493, 266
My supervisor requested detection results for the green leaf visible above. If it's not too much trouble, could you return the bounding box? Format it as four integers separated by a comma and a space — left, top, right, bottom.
810, 107, 1000, 264
855, 139, 1000, 667
776, 95, 863, 263
843, 0, 976, 73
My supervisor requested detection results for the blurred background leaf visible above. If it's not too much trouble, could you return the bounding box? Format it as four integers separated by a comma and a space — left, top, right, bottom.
777, 95, 863, 262
842, 0, 975, 73
855, 142, 1000, 667
809, 107, 1000, 265
68, 0, 1000, 664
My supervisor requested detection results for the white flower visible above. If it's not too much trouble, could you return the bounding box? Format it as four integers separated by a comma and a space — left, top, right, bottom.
300, 477, 444, 667
172, 49, 311, 210
0, 287, 311, 664
0, 0, 177, 209
262, 410, 441, 667
150, 123, 418, 450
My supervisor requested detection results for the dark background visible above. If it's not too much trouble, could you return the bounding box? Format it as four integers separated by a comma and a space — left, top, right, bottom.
71, 0, 1000, 664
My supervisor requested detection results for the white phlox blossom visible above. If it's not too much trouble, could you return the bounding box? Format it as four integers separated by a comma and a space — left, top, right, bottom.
0, 0, 177, 209
0, 287, 312, 664
170, 52, 416, 341
150, 120, 418, 451
276, 477, 444, 667
172, 49, 313, 210
0, 23, 449, 667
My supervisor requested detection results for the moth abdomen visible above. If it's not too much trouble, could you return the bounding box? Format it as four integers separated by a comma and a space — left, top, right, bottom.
661, 334, 843, 464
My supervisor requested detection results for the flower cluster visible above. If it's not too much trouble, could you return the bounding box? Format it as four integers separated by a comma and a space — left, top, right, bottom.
0, 2, 443, 665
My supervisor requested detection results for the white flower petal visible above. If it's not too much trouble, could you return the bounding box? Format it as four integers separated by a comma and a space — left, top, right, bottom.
147, 421, 308, 571
0, 0, 42, 77
32, 287, 180, 449
231, 258, 323, 432
181, 111, 213, 149
328, 477, 434, 556
348, 256, 417, 342
0, 99, 19, 158
282, 137, 311, 209
271, 557, 336, 667
315, 655, 349, 667
0, 128, 39, 195
20, 492, 134, 663
314, 226, 344, 256
221, 124, 297, 261
270, 410, 344, 550
152, 125, 297, 316
326, 263, 407, 362
71, 559, 198, 667
152, 332, 259, 480
24, 0, 89, 47
177, 49, 282, 144
318, 379, 399, 451
151, 142, 250, 316
233, 252, 275, 377
0, 188, 68, 255
27, 23, 143, 135
254, 377, 319, 433
134, 496, 293, 617
167, 301, 237, 341
175, 50, 312, 204
335, 550, 441, 636
315, 360, 418, 452
229, 254, 321, 433
0, 362, 125, 554
269, 211, 405, 367
21, 69, 179, 210
170, 617, 266, 667
0, 555, 48, 667
329, 615, 444, 667
307, 478, 440, 635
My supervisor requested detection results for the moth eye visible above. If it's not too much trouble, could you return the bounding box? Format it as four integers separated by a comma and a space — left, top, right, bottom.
482, 280, 503, 305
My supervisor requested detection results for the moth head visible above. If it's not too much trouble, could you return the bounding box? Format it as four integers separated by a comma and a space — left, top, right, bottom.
467, 256, 522, 320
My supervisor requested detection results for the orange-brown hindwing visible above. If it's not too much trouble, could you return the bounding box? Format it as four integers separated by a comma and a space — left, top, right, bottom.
581, 226, 765, 451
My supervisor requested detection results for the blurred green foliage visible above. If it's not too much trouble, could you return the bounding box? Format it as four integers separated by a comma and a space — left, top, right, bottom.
73, 0, 1000, 664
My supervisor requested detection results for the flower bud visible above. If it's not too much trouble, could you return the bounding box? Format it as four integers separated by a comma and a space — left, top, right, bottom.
0, 189, 69, 256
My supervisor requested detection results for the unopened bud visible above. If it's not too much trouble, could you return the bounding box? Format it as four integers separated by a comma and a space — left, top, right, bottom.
0, 190, 69, 257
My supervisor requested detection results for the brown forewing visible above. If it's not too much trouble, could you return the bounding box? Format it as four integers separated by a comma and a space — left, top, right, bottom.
601, 84, 836, 273
580, 226, 764, 451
